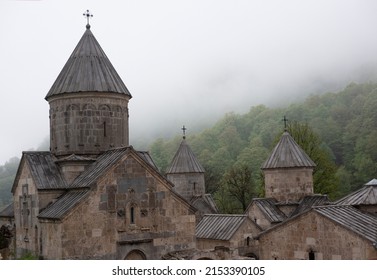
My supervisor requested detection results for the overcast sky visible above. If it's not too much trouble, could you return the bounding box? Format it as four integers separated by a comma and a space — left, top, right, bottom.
1, 0, 377, 165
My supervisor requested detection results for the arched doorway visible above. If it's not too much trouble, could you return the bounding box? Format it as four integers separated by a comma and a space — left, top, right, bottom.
245, 253, 259, 260
124, 250, 146, 260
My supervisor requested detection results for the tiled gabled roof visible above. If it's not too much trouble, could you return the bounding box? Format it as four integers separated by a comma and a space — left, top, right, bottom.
38, 189, 90, 220
22, 152, 67, 190
196, 214, 247, 240
335, 179, 377, 206
69, 147, 130, 188
253, 198, 286, 223
0, 203, 14, 218
314, 205, 377, 243
191, 194, 219, 214
261, 132, 316, 169
166, 139, 205, 174
290, 195, 330, 217
69, 147, 158, 188
46, 26, 131, 99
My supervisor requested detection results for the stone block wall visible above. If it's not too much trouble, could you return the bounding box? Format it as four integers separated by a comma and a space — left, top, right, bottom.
42, 151, 197, 260
247, 202, 273, 230
167, 173, 205, 201
48, 93, 130, 157
258, 211, 377, 260
263, 168, 314, 202
12, 162, 40, 258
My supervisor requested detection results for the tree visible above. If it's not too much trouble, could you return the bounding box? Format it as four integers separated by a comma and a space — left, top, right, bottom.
286, 121, 341, 199
219, 164, 257, 213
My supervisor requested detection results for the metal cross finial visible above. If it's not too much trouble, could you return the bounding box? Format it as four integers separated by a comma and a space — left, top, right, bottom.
182, 125, 187, 139
282, 116, 288, 131
83, 10, 93, 28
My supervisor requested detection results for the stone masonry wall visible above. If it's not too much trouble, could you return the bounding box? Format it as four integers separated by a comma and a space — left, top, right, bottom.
13, 162, 39, 258
258, 211, 377, 260
48, 93, 130, 157
247, 202, 274, 230
167, 173, 205, 201
47, 151, 196, 259
264, 168, 314, 202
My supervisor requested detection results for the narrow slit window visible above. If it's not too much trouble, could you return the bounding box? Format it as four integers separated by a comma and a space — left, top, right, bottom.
130, 207, 135, 224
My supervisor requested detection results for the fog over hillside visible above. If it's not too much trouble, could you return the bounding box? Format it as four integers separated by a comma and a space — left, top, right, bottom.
1, 0, 377, 164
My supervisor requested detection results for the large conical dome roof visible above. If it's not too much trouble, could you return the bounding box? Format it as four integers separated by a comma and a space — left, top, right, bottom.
45, 25, 131, 99
166, 139, 205, 174
262, 131, 316, 169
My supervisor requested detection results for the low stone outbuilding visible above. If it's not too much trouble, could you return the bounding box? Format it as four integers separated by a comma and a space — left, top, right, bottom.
257, 205, 377, 260
196, 214, 261, 259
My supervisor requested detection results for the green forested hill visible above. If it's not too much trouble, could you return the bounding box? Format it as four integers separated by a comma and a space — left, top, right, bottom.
0, 157, 19, 209
1, 82, 377, 212
150, 82, 377, 212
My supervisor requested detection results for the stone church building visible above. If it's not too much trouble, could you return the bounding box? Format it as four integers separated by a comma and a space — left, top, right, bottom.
1, 21, 377, 260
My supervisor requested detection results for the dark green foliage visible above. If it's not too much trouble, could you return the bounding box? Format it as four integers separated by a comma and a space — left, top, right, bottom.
1, 82, 377, 212
0, 157, 19, 209
150, 82, 377, 207
218, 164, 257, 213
18, 252, 38, 260
0, 225, 12, 249
286, 121, 340, 200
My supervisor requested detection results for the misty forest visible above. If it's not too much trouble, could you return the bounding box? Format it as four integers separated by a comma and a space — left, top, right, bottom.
1, 82, 377, 212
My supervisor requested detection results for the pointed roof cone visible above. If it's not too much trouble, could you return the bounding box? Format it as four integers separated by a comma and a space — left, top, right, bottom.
45, 25, 131, 99
166, 139, 205, 174
261, 131, 316, 169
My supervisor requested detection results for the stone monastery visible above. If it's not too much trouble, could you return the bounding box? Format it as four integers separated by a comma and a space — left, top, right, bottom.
0, 20, 377, 260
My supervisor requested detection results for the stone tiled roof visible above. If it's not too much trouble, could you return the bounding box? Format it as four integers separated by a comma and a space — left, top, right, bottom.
56, 154, 96, 162
196, 214, 247, 240
191, 194, 219, 214
290, 195, 330, 217
261, 131, 316, 169
252, 198, 287, 223
46, 26, 131, 99
335, 179, 377, 206
69, 147, 158, 188
314, 205, 377, 243
166, 139, 205, 174
38, 189, 90, 220
13, 152, 67, 192
137, 151, 159, 171
38, 147, 191, 220
0, 203, 14, 218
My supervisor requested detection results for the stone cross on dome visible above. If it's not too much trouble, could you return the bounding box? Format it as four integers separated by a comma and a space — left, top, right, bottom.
282, 116, 288, 131
182, 125, 187, 139
83, 9, 93, 28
